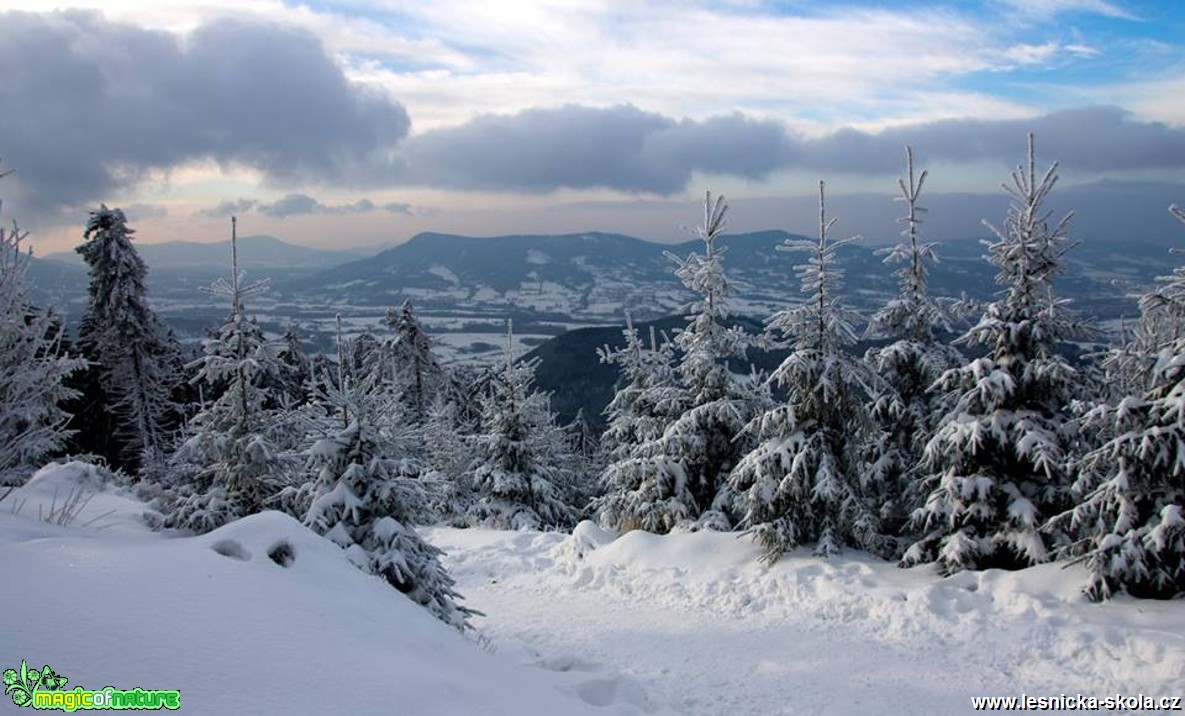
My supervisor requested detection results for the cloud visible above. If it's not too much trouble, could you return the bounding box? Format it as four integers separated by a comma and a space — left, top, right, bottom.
198, 194, 430, 219
992, 0, 1139, 20
257, 193, 376, 218
196, 198, 258, 219
382, 202, 415, 215
402, 105, 793, 194
398, 104, 1185, 194
0, 10, 410, 218
2, 5, 1180, 215
803, 106, 1185, 174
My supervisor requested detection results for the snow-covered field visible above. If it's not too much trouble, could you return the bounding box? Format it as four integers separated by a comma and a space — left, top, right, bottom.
2, 465, 1183, 715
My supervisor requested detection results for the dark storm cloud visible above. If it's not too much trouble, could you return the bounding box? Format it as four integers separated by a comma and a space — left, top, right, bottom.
0, 10, 410, 218
402, 105, 793, 194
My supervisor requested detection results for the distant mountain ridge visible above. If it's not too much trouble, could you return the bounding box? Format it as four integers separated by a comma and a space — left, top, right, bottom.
27, 227, 1176, 357
46, 234, 365, 272
273, 227, 1176, 328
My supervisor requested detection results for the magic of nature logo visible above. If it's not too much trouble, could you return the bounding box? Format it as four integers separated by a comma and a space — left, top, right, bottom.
3, 660, 180, 711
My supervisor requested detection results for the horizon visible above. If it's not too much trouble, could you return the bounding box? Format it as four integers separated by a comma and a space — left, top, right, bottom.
1, 1, 1182, 254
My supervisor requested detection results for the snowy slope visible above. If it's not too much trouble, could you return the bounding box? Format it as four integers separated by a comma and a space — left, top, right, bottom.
0, 465, 637, 716
427, 524, 1185, 716
4, 466, 1182, 716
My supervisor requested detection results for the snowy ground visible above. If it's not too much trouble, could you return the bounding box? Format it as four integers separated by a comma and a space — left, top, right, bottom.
2, 464, 1183, 715
427, 525, 1185, 715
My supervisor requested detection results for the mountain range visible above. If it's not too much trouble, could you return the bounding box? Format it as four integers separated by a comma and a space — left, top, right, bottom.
26, 228, 1175, 356
45, 234, 365, 272
268, 229, 1169, 325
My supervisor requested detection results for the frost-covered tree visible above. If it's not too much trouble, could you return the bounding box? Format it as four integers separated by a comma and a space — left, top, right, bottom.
903, 135, 1084, 574
420, 393, 477, 521
74, 205, 183, 476
0, 180, 84, 485
593, 316, 686, 530
302, 321, 470, 630
730, 181, 886, 561
276, 322, 313, 406
163, 218, 293, 532
1052, 204, 1185, 599
460, 323, 578, 530
597, 193, 756, 532
382, 300, 448, 424
864, 148, 962, 537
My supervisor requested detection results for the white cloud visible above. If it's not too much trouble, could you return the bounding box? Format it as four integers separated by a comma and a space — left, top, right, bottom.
992, 0, 1140, 21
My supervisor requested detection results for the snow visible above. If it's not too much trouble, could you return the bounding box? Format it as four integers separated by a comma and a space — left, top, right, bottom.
427, 264, 460, 284
0, 465, 623, 716
427, 523, 1185, 716
3, 465, 1183, 716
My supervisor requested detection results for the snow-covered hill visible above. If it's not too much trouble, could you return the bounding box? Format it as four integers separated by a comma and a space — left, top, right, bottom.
0, 465, 629, 715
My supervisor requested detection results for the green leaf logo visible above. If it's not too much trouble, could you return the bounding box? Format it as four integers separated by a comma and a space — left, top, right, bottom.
4, 660, 70, 708
4, 660, 33, 708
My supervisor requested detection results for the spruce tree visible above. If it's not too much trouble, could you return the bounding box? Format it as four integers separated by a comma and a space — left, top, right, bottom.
0, 177, 84, 485
864, 148, 962, 539
164, 218, 293, 532
75, 205, 183, 476
597, 193, 757, 532
460, 323, 578, 530
592, 317, 687, 531
730, 181, 885, 561
1052, 203, 1185, 599
421, 393, 476, 522
382, 300, 448, 424
276, 322, 313, 406
303, 319, 470, 630
903, 135, 1084, 574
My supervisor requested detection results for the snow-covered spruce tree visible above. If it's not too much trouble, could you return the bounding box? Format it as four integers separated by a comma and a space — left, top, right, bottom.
600, 193, 757, 532
460, 323, 578, 530
563, 407, 601, 478
303, 320, 471, 630
163, 218, 294, 532
903, 135, 1085, 574
275, 322, 313, 406
0, 180, 84, 485
1051, 204, 1185, 599
382, 300, 448, 424
864, 148, 962, 538
74, 205, 183, 476
591, 315, 689, 531
730, 181, 886, 561
421, 393, 478, 522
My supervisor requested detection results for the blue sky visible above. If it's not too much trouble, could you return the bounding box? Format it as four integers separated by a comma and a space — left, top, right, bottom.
0, 0, 1182, 251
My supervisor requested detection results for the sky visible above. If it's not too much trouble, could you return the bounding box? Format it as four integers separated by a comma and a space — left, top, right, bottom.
0, 0, 1183, 254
